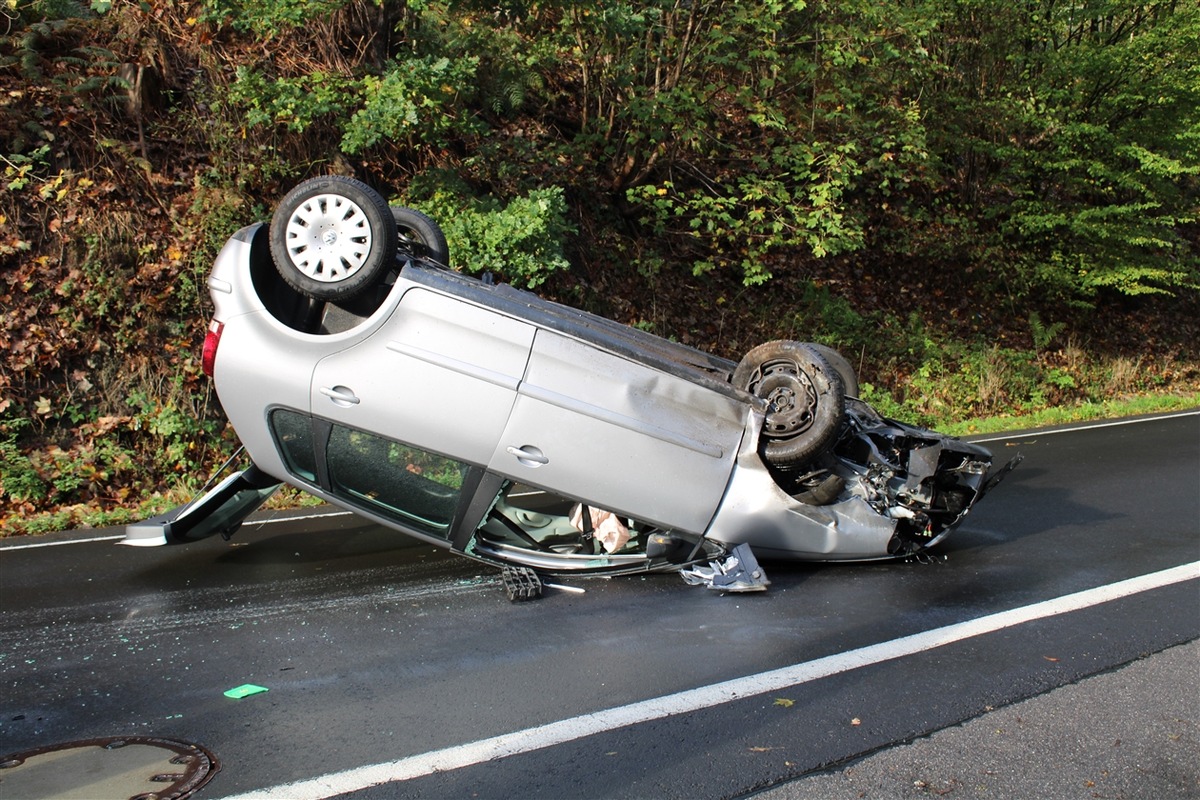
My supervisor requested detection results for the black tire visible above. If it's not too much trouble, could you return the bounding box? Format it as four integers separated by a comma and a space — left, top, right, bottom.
733, 340, 846, 469
391, 206, 450, 265
804, 343, 859, 398
269, 176, 398, 301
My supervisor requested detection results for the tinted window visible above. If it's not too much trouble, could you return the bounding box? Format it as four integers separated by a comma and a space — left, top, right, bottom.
326, 425, 466, 537
270, 409, 317, 482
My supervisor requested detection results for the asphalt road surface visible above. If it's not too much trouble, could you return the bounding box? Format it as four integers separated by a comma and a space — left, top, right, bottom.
1, 411, 1197, 799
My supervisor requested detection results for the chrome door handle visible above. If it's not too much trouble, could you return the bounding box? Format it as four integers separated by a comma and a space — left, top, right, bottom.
506, 445, 548, 467
320, 386, 360, 407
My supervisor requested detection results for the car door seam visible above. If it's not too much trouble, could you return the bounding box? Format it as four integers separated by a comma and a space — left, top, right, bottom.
386, 340, 522, 391
515, 382, 725, 459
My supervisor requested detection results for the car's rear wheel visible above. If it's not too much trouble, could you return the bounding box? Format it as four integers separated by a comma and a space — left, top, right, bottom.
270, 176, 397, 301
391, 205, 450, 265
733, 340, 846, 469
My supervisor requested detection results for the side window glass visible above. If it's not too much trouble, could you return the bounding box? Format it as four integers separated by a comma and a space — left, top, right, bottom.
326, 425, 466, 537
270, 409, 317, 482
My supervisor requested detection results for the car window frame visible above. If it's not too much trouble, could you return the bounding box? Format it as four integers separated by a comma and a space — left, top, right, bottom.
267, 407, 495, 548
265, 408, 721, 573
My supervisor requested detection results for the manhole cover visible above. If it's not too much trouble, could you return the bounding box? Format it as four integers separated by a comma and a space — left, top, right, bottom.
0, 736, 218, 800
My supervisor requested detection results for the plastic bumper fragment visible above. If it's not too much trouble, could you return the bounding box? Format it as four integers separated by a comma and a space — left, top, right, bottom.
679, 543, 770, 593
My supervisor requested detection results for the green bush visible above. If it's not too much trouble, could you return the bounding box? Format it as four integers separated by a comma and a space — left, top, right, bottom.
406, 181, 574, 287
229, 69, 357, 133
341, 56, 483, 152
0, 419, 47, 507
202, 0, 352, 35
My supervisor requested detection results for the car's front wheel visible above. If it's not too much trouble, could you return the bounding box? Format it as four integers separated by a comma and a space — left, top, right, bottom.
269, 176, 398, 301
733, 340, 846, 469
803, 342, 859, 398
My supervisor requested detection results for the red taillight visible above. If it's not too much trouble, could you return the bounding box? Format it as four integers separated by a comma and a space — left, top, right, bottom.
202, 320, 224, 377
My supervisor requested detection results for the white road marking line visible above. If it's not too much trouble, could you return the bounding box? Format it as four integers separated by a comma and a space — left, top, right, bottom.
970, 409, 1198, 443
249, 510, 354, 525
217, 560, 1200, 800
0, 534, 125, 551
0, 511, 355, 551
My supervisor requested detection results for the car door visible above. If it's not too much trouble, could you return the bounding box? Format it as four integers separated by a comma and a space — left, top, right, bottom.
488, 330, 748, 535
310, 287, 535, 466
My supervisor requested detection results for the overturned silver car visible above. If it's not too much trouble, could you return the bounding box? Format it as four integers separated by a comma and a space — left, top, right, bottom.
124, 177, 1018, 592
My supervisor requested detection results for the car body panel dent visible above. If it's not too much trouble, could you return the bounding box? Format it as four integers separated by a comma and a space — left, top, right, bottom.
491, 330, 747, 534
706, 443, 898, 561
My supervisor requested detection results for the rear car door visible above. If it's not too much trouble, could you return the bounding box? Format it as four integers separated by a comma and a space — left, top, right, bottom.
310, 287, 535, 465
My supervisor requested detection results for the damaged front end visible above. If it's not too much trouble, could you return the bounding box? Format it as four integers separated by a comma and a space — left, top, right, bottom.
824, 399, 1015, 556
705, 399, 1020, 565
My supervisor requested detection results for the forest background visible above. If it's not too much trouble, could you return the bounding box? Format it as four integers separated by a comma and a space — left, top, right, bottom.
1, 0, 1197, 534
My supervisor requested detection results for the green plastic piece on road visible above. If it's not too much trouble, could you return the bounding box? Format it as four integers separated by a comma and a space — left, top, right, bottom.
224, 684, 269, 699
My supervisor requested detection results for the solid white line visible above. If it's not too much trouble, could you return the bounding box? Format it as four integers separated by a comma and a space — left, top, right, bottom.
0, 510, 356, 552
0, 534, 125, 551
250, 510, 354, 526
218, 561, 1200, 800
970, 409, 1198, 443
